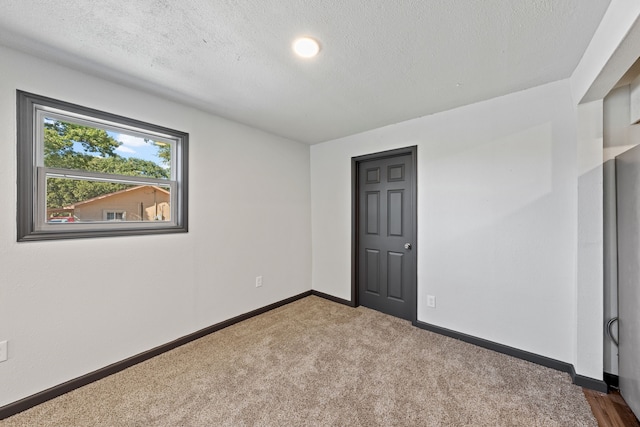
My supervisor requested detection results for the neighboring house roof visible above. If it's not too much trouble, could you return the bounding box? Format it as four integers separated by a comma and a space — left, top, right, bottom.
64, 185, 169, 209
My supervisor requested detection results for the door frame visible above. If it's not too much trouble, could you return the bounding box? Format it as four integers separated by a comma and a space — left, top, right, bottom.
351, 146, 418, 322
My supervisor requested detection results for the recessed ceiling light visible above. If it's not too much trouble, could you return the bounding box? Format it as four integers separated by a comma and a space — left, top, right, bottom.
292, 37, 320, 58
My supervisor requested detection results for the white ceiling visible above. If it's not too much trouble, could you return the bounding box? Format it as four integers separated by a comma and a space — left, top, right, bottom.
0, 1, 611, 144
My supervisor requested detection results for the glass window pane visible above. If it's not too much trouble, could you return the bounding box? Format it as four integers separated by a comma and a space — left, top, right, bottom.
43, 118, 171, 179
46, 177, 171, 223
18, 91, 188, 241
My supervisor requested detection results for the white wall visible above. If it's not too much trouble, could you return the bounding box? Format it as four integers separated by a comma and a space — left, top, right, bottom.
311, 80, 582, 367
604, 85, 640, 160
575, 100, 604, 379
602, 158, 618, 375
568, 0, 640, 380
0, 46, 312, 407
602, 85, 640, 375
570, 0, 640, 104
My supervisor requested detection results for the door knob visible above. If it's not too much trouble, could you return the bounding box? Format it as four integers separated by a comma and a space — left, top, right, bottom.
404, 243, 412, 250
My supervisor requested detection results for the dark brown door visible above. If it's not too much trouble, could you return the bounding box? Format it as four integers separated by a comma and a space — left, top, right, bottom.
357, 151, 416, 321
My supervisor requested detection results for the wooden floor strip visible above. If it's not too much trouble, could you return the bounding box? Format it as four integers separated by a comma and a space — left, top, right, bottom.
584, 389, 640, 427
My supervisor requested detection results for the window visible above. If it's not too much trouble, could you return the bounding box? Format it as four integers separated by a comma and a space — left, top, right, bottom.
17, 91, 188, 241
105, 211, 125, 221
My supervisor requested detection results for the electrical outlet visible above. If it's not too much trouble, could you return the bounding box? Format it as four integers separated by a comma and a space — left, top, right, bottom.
255, 276, 263, 288
0, 341, 7, 362
426, 295, 436, 308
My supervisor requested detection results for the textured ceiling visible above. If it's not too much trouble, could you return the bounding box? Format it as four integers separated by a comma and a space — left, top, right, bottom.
0, 1, 611, 144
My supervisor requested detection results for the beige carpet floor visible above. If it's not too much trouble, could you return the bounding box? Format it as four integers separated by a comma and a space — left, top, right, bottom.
2, 296, 597, 426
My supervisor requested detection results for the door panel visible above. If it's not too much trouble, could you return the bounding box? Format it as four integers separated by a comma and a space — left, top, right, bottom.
366, 192, 380, 235
387, 251, 404, 300
616, 146, 640, 419
365, 249, 380, 295
388, 190, 403, 236
357, 152, 416, 320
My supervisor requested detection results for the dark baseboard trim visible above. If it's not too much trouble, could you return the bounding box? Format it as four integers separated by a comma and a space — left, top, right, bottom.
311, 290, 355, 307
571, 367, 609, 393
413, 320, 608, 393
413, 320, 569, 371
0, 290, 313, 421
604, 372, 619, 390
